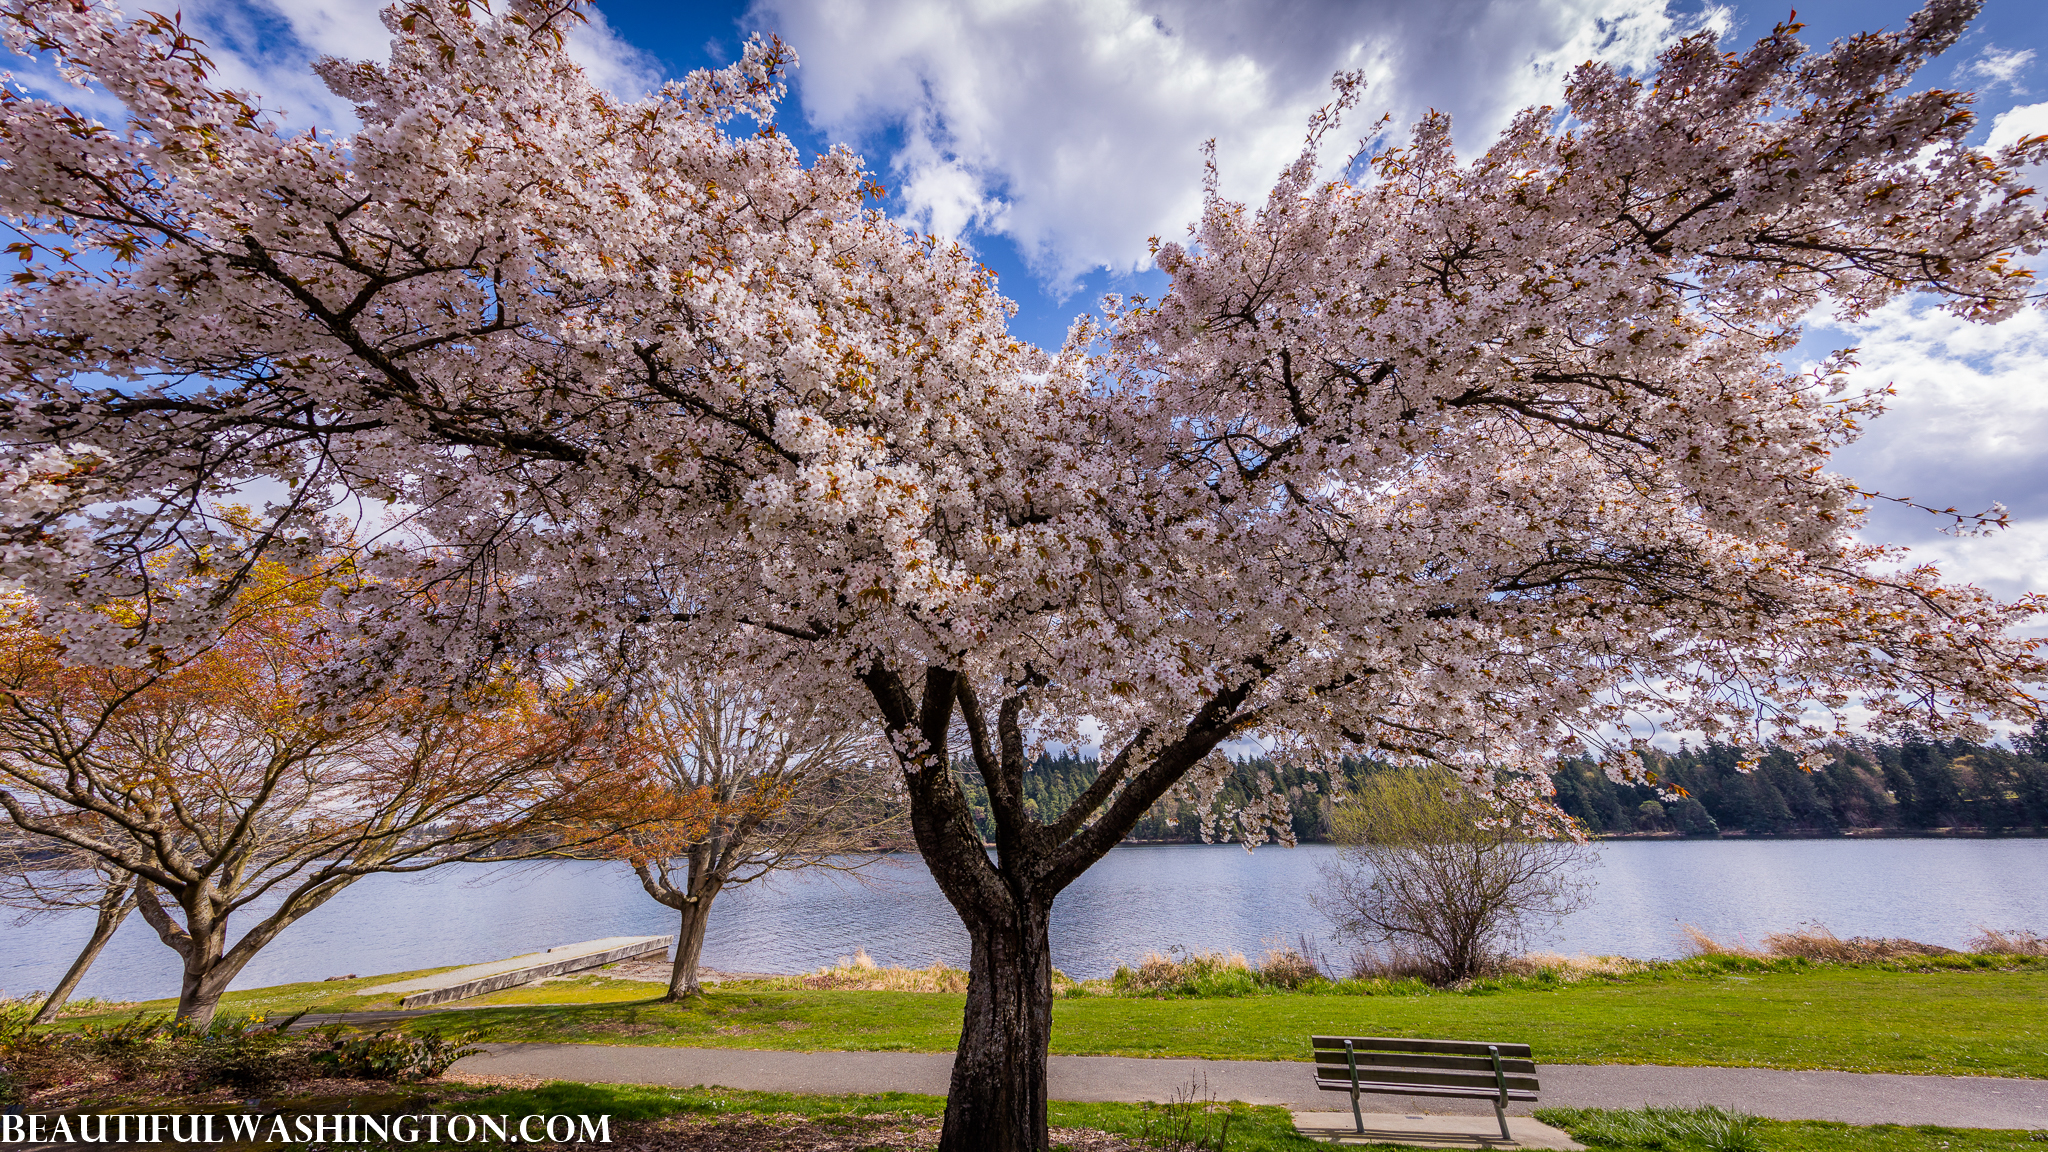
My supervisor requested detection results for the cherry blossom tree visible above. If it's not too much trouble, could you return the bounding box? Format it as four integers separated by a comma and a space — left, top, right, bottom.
1, 0, 2044, 1145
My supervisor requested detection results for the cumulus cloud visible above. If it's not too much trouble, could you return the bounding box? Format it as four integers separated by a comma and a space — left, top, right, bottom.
1986, 99, 2048, 194
1988, 99, 2048, 150
158, 0, 662, 132
749, 0, 1728, 292
1816, 298, 2048, 601
1958, 44, 2034, 96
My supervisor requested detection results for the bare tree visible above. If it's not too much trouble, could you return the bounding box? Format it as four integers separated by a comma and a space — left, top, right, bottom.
594, 676, 903, 998
0, 825, 140, 1022
1314, 768, 1593, 983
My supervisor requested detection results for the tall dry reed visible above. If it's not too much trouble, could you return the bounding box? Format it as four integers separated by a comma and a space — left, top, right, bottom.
1682, 922, 1956, 962
1495, 952, 1647, 979
1968, 928, 2048, 956
767, 949, 971, 993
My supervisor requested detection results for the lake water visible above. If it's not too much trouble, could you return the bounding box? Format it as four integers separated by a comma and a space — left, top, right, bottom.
3, 838, 2043, 1004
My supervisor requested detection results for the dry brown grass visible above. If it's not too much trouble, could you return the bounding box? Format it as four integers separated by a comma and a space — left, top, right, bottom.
1682, 922, 1957, 962
1111, 949, 1254, 995
758, 950, 972, 994
1343, 941, 1442, 981
1496, 951, 1648, 980
1763, 925, 1955, 962
1679, 923, 1767, 958
1968, 928, 2048, 956
1254, 945, 1324, 989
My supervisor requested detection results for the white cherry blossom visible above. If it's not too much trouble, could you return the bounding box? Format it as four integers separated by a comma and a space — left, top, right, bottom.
0, 1, 2043, 1147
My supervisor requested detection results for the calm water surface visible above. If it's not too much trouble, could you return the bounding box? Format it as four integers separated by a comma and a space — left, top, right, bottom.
3, 839, 2043, 1003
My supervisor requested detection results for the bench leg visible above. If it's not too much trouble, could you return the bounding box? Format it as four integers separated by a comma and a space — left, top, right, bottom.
1487, 1045, 1512, 1142
1344, 1038, 1363, 1134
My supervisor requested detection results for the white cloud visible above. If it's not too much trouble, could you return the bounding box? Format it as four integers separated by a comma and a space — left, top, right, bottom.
1988, 100, 2048, 150
1889, 519, 2048, 606
1816, 297, 2048, 601
560, 6, 664, 101
749, 0, 1727, 293
1959, 44, 2034, 96
163, 0, 661, 132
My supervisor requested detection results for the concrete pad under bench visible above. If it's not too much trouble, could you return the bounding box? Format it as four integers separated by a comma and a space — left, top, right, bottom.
1292, 1112, 1585, 1150
362, 935, 673, 1008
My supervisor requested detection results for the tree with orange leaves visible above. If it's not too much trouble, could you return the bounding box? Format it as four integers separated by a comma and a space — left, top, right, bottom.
594, 674, 902, 1000
0, 570, 617, 1028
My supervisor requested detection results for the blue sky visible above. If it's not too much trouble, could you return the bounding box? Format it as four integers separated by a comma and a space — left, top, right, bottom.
13, 0, 2048, 596
589, 0, 2048, 350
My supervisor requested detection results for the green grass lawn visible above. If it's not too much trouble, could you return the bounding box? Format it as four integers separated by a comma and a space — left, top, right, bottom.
1536, 1107, 2048, 1152
57, 959, 2048, 1078
430, 965, 2047, 1078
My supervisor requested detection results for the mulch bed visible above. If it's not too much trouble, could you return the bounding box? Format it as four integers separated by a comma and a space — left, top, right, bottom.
527, 1112, 1143, 1151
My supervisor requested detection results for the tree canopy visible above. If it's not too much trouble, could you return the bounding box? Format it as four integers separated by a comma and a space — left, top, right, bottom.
2, 0, 2044, 1145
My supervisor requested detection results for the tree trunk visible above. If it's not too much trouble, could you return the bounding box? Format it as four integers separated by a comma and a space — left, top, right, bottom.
175, 933, 248, 1031
33, 878, 139, 1024
666, 895, 716, 1000
133, 881, 243, 1030
939, 900, 1055, 1152
862, 662, 1248, 1152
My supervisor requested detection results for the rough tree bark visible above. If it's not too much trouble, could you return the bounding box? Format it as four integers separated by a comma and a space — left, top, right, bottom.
668, 894, 715, 999
32, 875, 138, 1024
632, 850, 724, 1000
134, 880, 345, 1029
950, 898, 1055, 1148
864, 664, 1250, 1152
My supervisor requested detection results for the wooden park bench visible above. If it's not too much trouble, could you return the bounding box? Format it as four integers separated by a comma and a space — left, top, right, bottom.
1310, 1034, 1539, 1141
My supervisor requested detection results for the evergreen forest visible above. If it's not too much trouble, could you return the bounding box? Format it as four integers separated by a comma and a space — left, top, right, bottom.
953, 732, 2048, 844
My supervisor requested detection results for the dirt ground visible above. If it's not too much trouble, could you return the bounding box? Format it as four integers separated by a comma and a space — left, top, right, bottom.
529, 1112, 1143, 1151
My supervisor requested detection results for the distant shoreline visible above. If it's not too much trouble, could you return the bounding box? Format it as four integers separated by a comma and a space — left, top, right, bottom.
1118, 827, 2048, 846
1584, 827, 2048, 842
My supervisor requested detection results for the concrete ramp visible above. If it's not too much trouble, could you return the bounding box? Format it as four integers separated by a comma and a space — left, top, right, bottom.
363, 935, 673, 1008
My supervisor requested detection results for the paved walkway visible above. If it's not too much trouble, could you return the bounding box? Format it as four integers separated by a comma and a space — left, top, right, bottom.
451, 1044, 2048, 1129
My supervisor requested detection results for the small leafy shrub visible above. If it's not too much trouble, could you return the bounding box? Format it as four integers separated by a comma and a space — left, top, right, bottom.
1539, 1105, 1764, 1152
0, 1006, 336, 1105
0, 1004, 39, 1105
192, 1013, 309, 1091
76, 1013, 190, 1079
313, 1027, 482, 1081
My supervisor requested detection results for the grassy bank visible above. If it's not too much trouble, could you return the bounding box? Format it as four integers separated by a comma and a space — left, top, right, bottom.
51, 954, 2048, 1079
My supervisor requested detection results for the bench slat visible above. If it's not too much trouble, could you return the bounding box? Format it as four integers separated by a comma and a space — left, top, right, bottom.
1327, 1057, 1540, 1082
1314, 1053, 1536, 1076
1312, 1035, 1533, 1059
1316, 1078, 1539, 1102
1311, 1067, 1539, 1092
